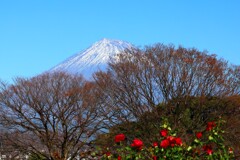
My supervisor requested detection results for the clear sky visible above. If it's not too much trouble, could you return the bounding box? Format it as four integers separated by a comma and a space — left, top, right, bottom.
0, 0, 240, 83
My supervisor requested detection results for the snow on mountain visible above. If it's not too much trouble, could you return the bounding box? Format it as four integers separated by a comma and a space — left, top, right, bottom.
49, 38, 134, 79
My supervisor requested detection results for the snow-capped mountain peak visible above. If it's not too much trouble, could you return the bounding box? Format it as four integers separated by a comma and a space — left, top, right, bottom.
49, 38, 134, 78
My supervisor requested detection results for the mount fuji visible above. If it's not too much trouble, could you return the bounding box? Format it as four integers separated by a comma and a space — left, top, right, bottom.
49, 38, 134, 79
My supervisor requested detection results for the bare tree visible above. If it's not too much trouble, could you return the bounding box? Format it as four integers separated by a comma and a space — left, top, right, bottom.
0, 72, 104, 160
146, 44, 239, 101
94, 51, 157, 128
93, 44, 240, 132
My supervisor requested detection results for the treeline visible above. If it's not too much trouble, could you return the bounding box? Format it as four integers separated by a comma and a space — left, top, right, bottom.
0, 44, 239, 159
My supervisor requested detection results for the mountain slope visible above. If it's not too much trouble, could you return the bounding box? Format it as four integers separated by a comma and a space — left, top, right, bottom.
49, 38, 134, 79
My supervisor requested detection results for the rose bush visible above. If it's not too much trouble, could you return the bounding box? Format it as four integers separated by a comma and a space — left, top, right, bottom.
92, 118, 236, 159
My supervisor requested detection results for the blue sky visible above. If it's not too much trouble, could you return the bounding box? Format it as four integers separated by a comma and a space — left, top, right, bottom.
0, 0, 240, 83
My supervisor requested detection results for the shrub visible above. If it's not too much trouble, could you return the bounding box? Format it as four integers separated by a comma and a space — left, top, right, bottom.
93, 118, 236, 159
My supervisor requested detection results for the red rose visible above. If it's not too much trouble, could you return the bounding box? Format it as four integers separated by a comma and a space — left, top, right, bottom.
206, 122, 216, 131
131, 138, 143, 150
167, 136, 175, 143
153, 142, 158, 147
167, 136, 174, 141
160, 139, 170, 148
152, 156, 157, 160
174, 137, 183, 146
203, 145, 213, 155
166, 136, 175, 147
196, 132, 203, 139
105, 152, 111, 156
115, 133, 125, 143
118, 156, 121, 160
160, 129, 168, 137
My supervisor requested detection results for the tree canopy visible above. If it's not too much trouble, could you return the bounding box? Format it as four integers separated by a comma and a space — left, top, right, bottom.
0, 72, 104, 160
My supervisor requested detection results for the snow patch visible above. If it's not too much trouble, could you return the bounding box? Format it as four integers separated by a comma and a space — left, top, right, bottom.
49, 38, 134, 79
